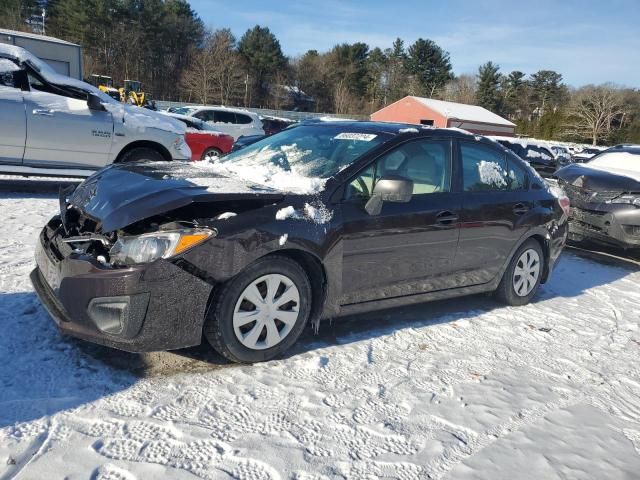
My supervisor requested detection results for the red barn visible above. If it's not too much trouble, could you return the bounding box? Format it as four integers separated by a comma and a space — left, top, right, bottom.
371, 96, 516, 137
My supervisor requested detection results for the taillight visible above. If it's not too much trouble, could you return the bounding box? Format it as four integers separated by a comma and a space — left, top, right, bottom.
558, 196, 571, 217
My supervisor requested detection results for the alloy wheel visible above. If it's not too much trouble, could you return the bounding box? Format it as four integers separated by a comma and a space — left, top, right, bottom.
233, 274, 301, 350
512, 248, 541, 297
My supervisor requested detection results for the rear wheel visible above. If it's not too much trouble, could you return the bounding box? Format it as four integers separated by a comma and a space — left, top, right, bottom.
119, 147, 166, 163
495, 239, 544, 306
201, 147, 222, 161
204, 256, 312, 363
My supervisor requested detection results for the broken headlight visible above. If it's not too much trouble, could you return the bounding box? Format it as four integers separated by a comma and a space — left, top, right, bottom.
109, 229, 214, 265
607, 195, 640, 206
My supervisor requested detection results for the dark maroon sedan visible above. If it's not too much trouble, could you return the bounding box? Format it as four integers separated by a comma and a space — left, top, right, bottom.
31, 122, 569, 363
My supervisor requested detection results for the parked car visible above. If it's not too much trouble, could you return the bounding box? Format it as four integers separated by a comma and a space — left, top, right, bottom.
573, 146, 605, 163
231, 134, 267, 152
260, 115, 297, 135
550, 145, 573, 163
180, 106, 265, 140
555, 144, 640, 248
163, 112, 234, 160
31, 122, 569, 363
0, 44, 190, 177
490, 137, 569, 177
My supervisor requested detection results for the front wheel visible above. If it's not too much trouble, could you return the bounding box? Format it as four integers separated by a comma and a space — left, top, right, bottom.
204, 256, 312, 363
495, 239, 544, 306
118, 147, 165, 163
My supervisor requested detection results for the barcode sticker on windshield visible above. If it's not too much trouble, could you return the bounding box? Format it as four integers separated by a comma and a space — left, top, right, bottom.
334, 133, 377, 141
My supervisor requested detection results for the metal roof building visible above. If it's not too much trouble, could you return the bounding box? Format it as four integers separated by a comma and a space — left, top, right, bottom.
0, 28, 82, 79
371, 96, 516, 137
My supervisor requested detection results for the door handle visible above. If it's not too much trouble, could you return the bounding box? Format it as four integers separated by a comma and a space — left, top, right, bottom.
513, 203, 530, 215
33, 109, 55, 116
436, 210, 459, 225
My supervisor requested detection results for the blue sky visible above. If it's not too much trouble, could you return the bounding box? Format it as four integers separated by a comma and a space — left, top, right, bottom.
189, 0, 639, 87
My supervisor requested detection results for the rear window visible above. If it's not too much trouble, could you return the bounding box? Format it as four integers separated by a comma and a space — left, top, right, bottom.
235, 113, 253, 125
214, 111, 237, 124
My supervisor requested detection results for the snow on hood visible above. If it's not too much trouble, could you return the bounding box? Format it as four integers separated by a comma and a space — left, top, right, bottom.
583, 152, 640, 182
0, 44, 185, 136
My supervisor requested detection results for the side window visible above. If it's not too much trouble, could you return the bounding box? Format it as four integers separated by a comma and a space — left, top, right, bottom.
235, 113, 253, 125
194, 110, 215, 122
524, 145, 553, 162
214, 110, 237, 124
461, 142, 510, 192
345, 138, 452, 200
506, 155, 529, 191
0, 59, 20, 88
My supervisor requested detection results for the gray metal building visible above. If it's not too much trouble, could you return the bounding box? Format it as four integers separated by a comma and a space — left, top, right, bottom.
0, 28, 82, 79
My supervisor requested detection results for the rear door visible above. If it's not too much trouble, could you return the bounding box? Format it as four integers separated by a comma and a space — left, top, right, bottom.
0, 59, 26, 164
339, 137, 462, 305
22, 71, 114, 168
453, 140, 532, 286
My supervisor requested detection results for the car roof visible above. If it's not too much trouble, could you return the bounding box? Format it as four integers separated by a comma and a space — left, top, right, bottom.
605, 144, 640, 154
192, 105, 260, 117
162, 111, 203, 124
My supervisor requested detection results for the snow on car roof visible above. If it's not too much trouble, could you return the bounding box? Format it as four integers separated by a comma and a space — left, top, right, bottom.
191, 105, 260, 117
412, 96, 516, 127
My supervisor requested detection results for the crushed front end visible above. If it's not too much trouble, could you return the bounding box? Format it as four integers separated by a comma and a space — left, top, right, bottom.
559, 181, 640, 248
31, 200, 213, 352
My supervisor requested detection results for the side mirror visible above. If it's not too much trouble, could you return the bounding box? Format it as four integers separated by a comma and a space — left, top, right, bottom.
364, 175, 413, 216
87, 93, 105, 111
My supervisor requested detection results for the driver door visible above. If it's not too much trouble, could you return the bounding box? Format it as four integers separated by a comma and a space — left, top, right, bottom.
0, 59, 26, 164
22, 72, 114, 169
338, 137, 462, 305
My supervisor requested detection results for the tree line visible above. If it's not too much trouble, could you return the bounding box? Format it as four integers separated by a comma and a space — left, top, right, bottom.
1, 0, 638, 145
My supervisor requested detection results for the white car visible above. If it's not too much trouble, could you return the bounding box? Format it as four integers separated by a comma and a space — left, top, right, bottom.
174, 105, 265, 140
0, 44, 190, 177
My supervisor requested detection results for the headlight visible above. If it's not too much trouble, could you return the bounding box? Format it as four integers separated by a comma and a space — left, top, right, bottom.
109, 229, 214, 265
607, 195, 640, 206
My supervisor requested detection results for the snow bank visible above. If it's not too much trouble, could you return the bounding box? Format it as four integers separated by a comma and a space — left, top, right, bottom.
2, 190, 640, 479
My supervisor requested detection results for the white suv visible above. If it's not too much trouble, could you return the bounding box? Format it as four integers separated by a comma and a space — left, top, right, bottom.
0, 44, 190, 177
177, 106, 264, 140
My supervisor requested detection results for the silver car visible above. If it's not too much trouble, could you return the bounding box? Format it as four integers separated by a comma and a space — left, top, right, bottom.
0, 44, 191, 177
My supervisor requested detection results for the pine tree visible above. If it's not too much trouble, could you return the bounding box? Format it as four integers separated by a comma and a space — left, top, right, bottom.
476, 61, 502, 113
238, 25, 286, 106
405, 38, 452, 97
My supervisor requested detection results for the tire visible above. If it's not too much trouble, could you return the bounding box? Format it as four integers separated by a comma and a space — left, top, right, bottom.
204, 255, 312, 363
494, 238, 544, 306
118, 147, 166, 163
201, 147, 222, 161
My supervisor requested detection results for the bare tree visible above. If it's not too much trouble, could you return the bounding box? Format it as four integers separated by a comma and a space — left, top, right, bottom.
180, 46, 216, 104
209, 29, 245, 105
564, 84, 626, 145
442, 74, 477, 104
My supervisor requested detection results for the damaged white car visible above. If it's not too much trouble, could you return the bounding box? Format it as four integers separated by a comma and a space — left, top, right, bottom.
0, 44, 190, 177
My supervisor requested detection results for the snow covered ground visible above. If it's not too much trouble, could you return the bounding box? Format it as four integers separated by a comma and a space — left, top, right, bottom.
1, 177, 640, 479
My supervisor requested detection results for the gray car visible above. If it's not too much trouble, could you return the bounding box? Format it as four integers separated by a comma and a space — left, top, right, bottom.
0, 44, 191, 177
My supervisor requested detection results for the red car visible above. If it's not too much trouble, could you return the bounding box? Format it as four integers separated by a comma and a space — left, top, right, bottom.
165, 113, 234, 161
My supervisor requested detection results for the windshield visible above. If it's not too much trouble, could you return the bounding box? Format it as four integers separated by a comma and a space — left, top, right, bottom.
588, 152, 640, 172
221, 124, 388, 179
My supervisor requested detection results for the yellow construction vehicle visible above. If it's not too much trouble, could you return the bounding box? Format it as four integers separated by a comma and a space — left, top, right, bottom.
120, 79, 148, 107
87, 74, 122, 101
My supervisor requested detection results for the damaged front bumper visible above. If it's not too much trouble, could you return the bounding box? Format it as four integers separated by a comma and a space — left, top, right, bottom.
31, 220, 213, 352
568, 206, 640, 248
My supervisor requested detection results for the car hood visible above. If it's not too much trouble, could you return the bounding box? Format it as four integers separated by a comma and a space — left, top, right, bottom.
555, 163, 640, 192
68, 161, 284, 233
